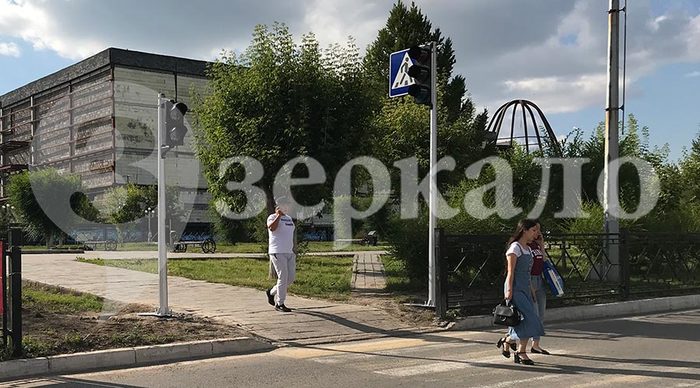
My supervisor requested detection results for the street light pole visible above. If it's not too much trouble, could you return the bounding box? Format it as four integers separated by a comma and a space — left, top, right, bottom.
145, 207, 154, 243
2, 204, 15, 223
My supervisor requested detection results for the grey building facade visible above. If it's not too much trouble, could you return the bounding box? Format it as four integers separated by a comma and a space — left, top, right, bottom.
0, 48, 213, 239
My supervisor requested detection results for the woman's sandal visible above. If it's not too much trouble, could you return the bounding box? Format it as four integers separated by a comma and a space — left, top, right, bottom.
514, 352, 535, 365
531, 347, 550, 355
496, 337, 511, 358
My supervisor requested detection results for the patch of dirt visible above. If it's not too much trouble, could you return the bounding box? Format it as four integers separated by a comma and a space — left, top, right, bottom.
349, 291, 439, 327
20, 305, 251, 359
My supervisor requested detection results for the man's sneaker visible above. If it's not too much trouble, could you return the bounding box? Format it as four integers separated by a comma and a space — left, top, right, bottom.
275, 304, 292, 312
265, 288, 275, 306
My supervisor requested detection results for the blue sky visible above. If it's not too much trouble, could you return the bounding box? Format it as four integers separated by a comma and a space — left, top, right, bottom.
548, 61, 700, 161
1, 0, 698, 161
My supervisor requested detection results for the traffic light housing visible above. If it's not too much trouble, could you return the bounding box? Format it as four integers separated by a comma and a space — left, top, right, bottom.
407, 45, 432, 106
164, 99, 188, 147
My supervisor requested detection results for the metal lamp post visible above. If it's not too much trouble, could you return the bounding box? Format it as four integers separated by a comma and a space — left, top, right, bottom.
2, 204, 15, 223
145, 207, 155, 243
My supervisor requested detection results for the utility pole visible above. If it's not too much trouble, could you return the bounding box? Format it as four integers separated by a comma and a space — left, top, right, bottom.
427, 41, 438, 307
604, 0, 621, 280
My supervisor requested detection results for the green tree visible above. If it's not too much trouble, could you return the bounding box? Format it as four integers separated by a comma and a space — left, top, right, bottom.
193, 23, 376, 216
8, 169, 99, 247
679, 134, 700, 202
657, 132, 700, 232
102, 184, 153, 225
100, 184, 185, 243
364, 1, 489, 188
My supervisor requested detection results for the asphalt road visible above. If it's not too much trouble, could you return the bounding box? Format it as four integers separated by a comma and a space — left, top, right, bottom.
5, 310, 700, 388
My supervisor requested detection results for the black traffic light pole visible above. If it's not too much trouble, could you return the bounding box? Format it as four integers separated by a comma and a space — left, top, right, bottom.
8, 245, 21, 357
147, 94, 187, 318
1, 240, 6, 349
406, 44, 433, 107
407, 42, 439, 310
4, 227, 22, 357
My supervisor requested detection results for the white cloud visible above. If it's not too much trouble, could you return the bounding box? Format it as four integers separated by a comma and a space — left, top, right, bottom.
302, 0, 385, 51
0, 0, 312, 60
502, 73, 608, 114
0, 41, 20, 57
0, 0, 699, 117
442, 0, 700, 117
686, 71, 700, 77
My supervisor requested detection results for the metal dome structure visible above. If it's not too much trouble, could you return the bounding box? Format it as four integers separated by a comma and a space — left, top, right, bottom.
485, 99, 563, 157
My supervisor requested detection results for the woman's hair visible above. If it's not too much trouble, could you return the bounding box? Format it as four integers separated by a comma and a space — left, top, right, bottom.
506, 218, 540, 247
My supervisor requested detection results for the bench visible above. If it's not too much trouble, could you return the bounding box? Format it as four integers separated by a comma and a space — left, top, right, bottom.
335, 232, 378, 246
83, 240, 117, 251
172, 238, 216, 253
335, 238, 364, 244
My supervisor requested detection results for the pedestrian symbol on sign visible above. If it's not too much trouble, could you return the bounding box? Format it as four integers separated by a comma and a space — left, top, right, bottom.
389, 48, 415, 98
391, 52, 416, 90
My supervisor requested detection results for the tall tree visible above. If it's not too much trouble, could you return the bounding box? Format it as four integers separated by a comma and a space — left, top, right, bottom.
100, 183, 176, 243
193, 23, 375, 217
8, 169, 99, 247
561, 114, 666, 208
364, 1, 489, 188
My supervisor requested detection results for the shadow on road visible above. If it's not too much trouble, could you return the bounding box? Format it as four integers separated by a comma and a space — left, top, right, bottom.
289, 341, 700, 381
554, 310, 700, 342
4, 377, 141, 387
289, 308, 700, 382
291, 309, 495, 346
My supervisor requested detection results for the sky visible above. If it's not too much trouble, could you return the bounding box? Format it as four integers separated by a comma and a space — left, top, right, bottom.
1, 0, 699, 161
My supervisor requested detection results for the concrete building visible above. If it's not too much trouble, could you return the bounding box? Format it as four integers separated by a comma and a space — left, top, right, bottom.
0, 48, 213, 240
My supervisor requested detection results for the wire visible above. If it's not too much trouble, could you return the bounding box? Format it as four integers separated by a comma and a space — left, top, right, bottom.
621, 0, 628, 135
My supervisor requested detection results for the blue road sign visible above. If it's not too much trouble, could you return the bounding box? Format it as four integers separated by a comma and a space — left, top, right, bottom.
389, 48, 415, 98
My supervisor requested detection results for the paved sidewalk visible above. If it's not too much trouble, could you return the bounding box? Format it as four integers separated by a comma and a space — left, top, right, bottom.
77, 250, 387, 260
351, 252, 387, 293
21, 253, 427, 346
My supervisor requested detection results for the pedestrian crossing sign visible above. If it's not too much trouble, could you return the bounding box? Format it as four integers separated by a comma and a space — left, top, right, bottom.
389, 49, 415, 98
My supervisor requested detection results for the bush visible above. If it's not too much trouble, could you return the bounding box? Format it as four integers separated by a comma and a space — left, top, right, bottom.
210, 209, 251, 244
386, 209, 429, 284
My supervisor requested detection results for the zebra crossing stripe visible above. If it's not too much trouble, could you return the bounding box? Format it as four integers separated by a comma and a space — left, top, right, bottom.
376, 361, 470, 377
374, 350, 570, 377
477, 375, 560, 388
277, 337, 434, 359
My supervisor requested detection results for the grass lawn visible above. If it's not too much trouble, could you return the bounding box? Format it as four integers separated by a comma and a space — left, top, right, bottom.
78, 255, 354, 301
300, 241, 389, 253
23, 283, 104, 313
20, 245, 86, 252
4, 282, 248, 361
115, 241, 387, 253
24, 241, 389, 253
380, 254, 425, 294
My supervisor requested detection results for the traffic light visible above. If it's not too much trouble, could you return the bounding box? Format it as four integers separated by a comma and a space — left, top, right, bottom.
407, 45, 432, 106
164, 99, 188, 147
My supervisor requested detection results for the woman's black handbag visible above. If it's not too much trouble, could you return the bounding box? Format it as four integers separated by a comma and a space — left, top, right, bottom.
492, 300, 522, 326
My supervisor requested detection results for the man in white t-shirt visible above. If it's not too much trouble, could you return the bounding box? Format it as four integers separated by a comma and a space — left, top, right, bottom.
265, 196, 296, 312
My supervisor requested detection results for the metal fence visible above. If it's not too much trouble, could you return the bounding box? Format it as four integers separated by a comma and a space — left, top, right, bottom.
437, 229, 700, 316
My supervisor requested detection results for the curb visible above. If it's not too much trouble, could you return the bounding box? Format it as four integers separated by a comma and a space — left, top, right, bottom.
22, 249, 86, 254
448, 293, 700, 331
0, 336, 274, 382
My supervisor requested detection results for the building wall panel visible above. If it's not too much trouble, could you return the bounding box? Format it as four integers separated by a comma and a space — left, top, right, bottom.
114, 104, 157, 151
114, 67, 175, 105
5, 102, 32, 142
